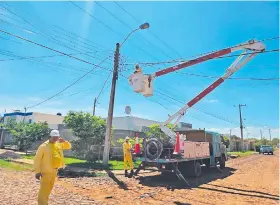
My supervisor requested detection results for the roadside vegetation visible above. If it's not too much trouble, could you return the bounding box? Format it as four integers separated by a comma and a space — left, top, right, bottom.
23, 154, 141, 170
228, 151, 258, 158
0, 159, 33, 171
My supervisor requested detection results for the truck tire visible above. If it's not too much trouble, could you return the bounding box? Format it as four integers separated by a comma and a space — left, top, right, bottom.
188, 161, 202, 177
220, 155, 226, 169
204, 159, 210, 168
271, 152, 274, 155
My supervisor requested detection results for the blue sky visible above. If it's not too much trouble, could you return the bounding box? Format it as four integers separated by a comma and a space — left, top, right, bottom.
0, 1, 279, 138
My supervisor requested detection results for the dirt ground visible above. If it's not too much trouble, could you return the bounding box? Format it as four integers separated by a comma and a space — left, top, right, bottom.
0, 151, 279, 205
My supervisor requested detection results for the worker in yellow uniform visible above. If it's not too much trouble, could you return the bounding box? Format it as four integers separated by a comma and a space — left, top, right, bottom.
123, 136, 134, 178
34, 129, 71, 205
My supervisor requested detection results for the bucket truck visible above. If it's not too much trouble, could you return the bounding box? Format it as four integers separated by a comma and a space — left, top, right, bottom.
128, 39, 265, 185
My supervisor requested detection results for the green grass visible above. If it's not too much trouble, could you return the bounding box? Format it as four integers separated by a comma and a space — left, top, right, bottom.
0, 159, 33, 171
23, 154, 140, 170
23, 154, 35, 160
228, 151, 257, 157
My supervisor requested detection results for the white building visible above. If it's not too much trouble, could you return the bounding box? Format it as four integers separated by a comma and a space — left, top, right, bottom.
3, 112, 64, 129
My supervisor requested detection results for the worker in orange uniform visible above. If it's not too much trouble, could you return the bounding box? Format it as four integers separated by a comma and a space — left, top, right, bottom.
34, 129, 72, 205
123, 136, 134, 178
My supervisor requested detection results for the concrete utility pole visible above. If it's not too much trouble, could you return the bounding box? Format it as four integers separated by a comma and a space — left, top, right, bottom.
102, 23, 150, 166
237, 104, 246, 152
23, 107, 27, 122
229, 129, 232, 137
269, 128, 272, 142
260, 129, 263, 140
103, 43, 120, 165
93, 97, 97, 116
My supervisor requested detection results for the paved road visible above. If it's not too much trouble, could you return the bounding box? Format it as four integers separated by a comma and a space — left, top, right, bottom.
0, 151, 279, 205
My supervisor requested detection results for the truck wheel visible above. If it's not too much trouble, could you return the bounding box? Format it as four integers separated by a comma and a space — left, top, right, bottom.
271, 152, 274, 155
220, 155, 226, 169
188, 161, 202, 177
204, 159, 210, 168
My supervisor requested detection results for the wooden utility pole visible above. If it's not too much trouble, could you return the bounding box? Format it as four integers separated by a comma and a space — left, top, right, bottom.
269, 128, 272, 142
23, 107, 27, 122
93, 97, 97, 116
237, 104, 246, 152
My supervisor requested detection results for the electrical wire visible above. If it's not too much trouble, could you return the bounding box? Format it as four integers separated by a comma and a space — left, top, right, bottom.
0, 4, 114, 65
126, 48, 280, 66
0, 29, 114, 108
96, 71, 113, 102
178, 72, 279, 81
154, 90, 239, 125
95, 1, 172, 59
113, 1, 182, 58
70, 1, 161, 62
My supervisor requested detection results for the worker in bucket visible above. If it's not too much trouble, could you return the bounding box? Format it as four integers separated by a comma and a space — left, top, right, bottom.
34, 129, 72, 205
128, 64, 143, 85
134, 64, 143, 74
123, 136, 134, 178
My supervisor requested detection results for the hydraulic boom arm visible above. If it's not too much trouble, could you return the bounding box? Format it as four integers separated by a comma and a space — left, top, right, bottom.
159, 40, 265, 144
129, 39, 265, 144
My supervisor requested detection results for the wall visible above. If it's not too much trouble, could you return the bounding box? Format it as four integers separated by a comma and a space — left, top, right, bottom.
33, 112, 64, 124
112, 116, 161, 131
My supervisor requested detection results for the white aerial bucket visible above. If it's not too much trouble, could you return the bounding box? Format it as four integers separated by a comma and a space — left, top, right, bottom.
129, 73, 145, 93
142, 75, 153, 97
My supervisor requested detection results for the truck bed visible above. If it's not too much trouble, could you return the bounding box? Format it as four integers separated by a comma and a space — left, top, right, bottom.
135, 156, 210, 164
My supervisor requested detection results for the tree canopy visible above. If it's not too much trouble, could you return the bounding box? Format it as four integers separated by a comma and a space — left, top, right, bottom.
63, 111, 111, 162
3, 119, 49, 152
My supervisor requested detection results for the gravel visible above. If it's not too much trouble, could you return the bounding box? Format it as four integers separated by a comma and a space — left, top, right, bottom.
0, 151, 22, 160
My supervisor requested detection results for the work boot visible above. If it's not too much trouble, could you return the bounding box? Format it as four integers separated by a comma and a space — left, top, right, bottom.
124, 170, 128, 177
128, 169, 134, 178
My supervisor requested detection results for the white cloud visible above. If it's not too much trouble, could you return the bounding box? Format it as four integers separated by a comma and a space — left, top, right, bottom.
206, 99, 218, 103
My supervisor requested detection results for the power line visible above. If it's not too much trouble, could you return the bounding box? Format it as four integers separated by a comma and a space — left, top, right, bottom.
154, 90, 239, 125
113, 1, 182, 58
128, 48, 280, 66
0, 50, 103, 62
69, 1, 161, 62
26, 55, 110, 109
0, 29, 114, 108
0, 29, 112, 71
95, 1, 172, 59
178, 72, 279, 81
0, 4, 113, 64
96, 71, 113, 101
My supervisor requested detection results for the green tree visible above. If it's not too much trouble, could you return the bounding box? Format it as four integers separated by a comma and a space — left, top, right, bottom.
4, 119, 49, 153
144, 124, 176, 145
63, 111, 112, 162
117, 137, 144, 148
271, 138, 279, 146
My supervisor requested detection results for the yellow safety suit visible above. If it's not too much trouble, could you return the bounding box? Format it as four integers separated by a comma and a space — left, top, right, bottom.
123, 142, 134, 170
34, 140, 71, 205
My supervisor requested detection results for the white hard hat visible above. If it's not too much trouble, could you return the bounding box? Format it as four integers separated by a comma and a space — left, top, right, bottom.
125, 136, 130, 140
50, 130, 60, 137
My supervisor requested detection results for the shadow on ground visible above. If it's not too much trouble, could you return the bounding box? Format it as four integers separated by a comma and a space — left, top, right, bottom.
137, 167, 236, 190
197, 185, 279, 201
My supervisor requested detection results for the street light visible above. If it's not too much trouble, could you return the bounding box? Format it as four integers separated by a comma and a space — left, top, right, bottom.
103, 23, 150, 166
120, 22, 150, 47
